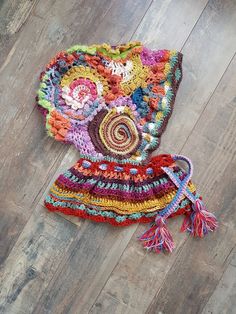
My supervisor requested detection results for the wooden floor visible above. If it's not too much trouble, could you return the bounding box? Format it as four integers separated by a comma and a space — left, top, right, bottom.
0, 0, 236, 313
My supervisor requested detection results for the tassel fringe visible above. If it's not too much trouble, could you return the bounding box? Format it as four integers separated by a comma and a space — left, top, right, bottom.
138, 216, 174, 253
181, 199, 218, 237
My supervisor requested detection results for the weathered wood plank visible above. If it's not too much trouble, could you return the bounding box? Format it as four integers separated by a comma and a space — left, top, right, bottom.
0, 204, 78, 314
32, 222, 137, 314
0, 1, 154, 313
201, 251, 236, 314
0, 0, 113, 162
88, 0, 153, 44
134, 0, 208, 50
90, 216, 188, 314
146, 53, 236, 314
0, 0, 38, 63
90, 293, 130, 314
89, 2, 236, 313
0, 0, 152, 268
159, 0, 236, 154
0, 0, 117, 253
30, 1, 209, 313
0, 0, 38, 37
2, 1, 236, 314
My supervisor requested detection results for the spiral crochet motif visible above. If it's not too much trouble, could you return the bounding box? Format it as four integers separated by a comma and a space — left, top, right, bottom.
99, 108, 141, 157
101, 113, 138, 154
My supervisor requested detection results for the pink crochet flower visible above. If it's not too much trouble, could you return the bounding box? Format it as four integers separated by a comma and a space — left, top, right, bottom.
62, 78, 101, 110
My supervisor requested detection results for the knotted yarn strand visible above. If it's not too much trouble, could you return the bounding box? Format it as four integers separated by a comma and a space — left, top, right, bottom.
181, 199, 218, 237
138, 216, 174, 253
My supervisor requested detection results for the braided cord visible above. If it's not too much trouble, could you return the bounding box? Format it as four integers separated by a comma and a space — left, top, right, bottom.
157, 154, 194, 220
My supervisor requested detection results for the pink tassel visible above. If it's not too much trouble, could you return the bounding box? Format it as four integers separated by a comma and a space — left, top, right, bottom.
181, 199, 218, 237
138, 216, 174, 253
180, 212, 191, 233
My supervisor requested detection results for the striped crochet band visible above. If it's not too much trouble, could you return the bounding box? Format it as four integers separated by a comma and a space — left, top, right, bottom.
45, 154, 218, 253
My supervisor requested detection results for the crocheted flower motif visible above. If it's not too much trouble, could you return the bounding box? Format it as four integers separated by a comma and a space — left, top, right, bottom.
37, 42, 183, 162
61, 78, 101, 110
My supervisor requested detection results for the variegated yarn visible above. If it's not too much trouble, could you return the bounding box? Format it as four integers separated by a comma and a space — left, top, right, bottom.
37, 42, 218, 254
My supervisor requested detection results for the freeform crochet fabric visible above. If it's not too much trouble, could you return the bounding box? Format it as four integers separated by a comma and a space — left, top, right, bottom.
37, 42, 217, 254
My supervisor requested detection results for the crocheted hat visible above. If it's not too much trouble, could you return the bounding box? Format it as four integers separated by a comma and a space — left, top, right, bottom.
37, 42, 217, 254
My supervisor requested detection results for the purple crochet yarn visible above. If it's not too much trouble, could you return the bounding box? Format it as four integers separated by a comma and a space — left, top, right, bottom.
140, 47, 165, 66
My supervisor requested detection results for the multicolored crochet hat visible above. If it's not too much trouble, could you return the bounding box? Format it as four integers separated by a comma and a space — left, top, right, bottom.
37, 41, 217, 254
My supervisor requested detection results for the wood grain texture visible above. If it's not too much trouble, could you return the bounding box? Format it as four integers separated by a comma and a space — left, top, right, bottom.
0, 0, 151, 312
89, 1, 236, 313
146, 48, 236, 314
159, 0, 236, 154
0, 0, 236, 313
0, 204, 78, 314
134, 0, 208, 49
0, 0, 38, 64
0, 0, 152, 267
202, 251, 236, 314
30, 1, 209, 313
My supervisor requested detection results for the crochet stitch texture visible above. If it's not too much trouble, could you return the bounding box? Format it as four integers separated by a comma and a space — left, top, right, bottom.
37, 41, 217, 254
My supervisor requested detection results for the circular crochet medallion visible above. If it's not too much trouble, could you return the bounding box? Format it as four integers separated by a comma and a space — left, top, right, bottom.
99, 109, 140, 156
88, 106, 141, 158
37, 41, 183, 162
62, 78, 99, 110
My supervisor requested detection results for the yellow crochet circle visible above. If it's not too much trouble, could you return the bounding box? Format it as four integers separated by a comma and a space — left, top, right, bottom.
121, 54, 150, 95
60, 66, 109, 96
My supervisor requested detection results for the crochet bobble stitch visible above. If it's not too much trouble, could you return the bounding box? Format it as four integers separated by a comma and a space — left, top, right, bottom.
37, 42, 218, 254
37, 41, 183, 162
